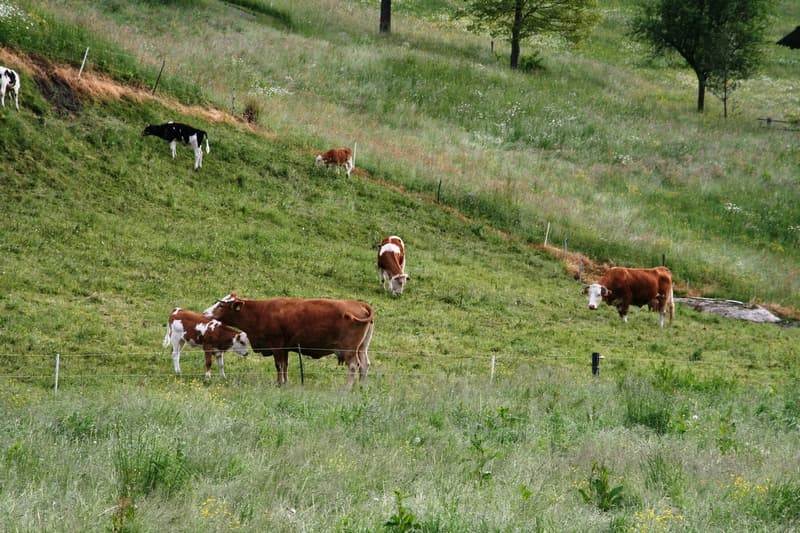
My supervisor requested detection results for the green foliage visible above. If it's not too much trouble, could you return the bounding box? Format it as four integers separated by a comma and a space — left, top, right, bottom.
222, 0, 294, 29
643, 452, 685, 505
578, 462, 625, 512
751, 482, 800, 525
384, 491, 422, 532
113, 431, 191, 499
717, 407, 738, 454
518, 51, 545, 72
621, 378, 673, 434
457, 0, 598, 67
630, 0, 774, 111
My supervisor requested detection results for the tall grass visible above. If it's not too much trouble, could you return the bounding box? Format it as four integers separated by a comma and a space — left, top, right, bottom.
33, 0, 800, 307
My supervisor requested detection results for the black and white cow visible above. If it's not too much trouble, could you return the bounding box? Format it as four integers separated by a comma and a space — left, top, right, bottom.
142, 122, 210, 170
0, 66, 20, 111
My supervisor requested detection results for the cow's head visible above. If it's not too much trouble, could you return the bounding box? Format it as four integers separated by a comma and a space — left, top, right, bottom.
232, 331, 250, 357
314, 154, 324, 166
389, 274, 409, 295
204, 293, 244, 320
585, 283, 610, 310
142, 124, 155, 137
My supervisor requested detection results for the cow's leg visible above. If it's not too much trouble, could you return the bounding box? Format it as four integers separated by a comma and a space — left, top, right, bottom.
172, 340, 184, 375
273, 350, 288, 385
346, 355, 358, 390
617, 304, 629, 323
204, 350, 213, 379
13, 88, 18, 111
0, 81, 6, 108
659, 310, 666, 328
345, 158, 353, 176
170, 140, 177, 159
216, 352, 225, 378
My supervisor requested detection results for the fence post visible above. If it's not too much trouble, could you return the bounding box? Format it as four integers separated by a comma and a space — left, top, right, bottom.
231, 93, 236, 114
297, 346, 304, 385
490, 355, 496, 383
436, 179, 442, 203
591, 352, 601, 376
78, 47, 89, 78
563, 239, 568, 256
152, 58, 166, 95
54, 353, 60, 393
662, 253, 666, 267
543, 222, 551, 247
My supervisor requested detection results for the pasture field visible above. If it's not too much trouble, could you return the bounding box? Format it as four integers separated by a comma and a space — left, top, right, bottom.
1, 1, 799, 531
25, 0, 800, 308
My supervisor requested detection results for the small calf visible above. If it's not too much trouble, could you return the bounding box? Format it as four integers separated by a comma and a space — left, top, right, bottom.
0, 66, 20, 111
163, 308, 249, 378
143, 122, 210, 170
377, 235, 408, 295
315, 142, 356, 176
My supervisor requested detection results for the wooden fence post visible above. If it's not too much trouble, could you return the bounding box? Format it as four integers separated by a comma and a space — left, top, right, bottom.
54, 353, 60, 393
78, 47, 89, 78
544, 222, 551, 247
297, 346, 304, 385
152, 59, 166, 95
591, 352, 602, 376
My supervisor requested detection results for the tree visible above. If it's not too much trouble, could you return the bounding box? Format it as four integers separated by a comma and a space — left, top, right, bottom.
631, 0, 772, 113
380, 0, 391, 34
458, 0, 598, 70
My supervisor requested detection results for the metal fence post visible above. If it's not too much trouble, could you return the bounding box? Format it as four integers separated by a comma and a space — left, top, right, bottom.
54, 353, 60, 393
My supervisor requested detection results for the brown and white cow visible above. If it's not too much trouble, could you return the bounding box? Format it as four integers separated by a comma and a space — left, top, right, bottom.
315, 143, 356, 176
377, 235, 408, 295
163, 308, 250, 378
585, 266, 675, 327
204, 293, 374, 387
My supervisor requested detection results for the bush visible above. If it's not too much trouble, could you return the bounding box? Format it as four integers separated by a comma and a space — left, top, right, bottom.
578, 462, 626, 512
519, 51, 545, 72
621, 378, 673, 435
114, 431, 191, 498
242, 96, 262, 125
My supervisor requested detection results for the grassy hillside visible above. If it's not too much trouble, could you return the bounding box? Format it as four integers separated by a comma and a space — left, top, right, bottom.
1, 1, 799, 531
29, 0, 800, 308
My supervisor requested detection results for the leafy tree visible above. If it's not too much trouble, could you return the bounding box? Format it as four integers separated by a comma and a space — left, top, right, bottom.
458, 0, 598, 69
631, 0, 773, 113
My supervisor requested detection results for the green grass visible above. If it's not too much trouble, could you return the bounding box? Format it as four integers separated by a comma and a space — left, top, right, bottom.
1, 1, 799, 529
30, 0, 800, 307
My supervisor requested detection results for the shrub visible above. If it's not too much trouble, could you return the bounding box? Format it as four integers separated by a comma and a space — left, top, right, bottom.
621, 378, 673, 435
113, 432, 190, 498
384, 491, 421, 532
519, 51, 545, 72
242, 96, 262, 125
578, 462, 626, 512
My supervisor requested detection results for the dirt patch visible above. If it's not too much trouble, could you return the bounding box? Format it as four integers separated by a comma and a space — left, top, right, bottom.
33, 68, 82, 114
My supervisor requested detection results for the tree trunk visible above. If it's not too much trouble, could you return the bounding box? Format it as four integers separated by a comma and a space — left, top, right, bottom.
696, 73, 706, 112
379, 0, 391, 34
510, 0, 523, 69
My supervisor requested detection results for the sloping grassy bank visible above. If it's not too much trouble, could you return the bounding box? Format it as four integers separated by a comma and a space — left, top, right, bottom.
30, 0, 800, 308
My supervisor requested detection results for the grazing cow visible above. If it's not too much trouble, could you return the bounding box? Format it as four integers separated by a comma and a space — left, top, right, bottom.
585, 266, 675, 327
142, 122, 210, 170
204, 293, 374, 387
0, 66, 20, 111
377, 235, 408, 295
163, 308, 250, 378
315, 142, 356, 176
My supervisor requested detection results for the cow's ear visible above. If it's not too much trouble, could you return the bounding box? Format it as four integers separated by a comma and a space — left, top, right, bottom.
581, 284, 589, 294
233, 301, 243, 312
601, 287, 612, 297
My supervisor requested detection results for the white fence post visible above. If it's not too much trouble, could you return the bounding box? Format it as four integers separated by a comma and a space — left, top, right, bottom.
490, 355, 496, 383
54, 353, 60, 393
544, 222, 551, 247
78, 47, 89, 78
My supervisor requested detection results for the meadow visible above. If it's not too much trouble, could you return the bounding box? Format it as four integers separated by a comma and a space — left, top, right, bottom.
1, 0, 799, 530
27, 0, 800, 308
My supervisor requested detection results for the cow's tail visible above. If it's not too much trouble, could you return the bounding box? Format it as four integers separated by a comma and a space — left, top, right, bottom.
162, 324, 172, 348
667, 285, 675, 323
347, 304, 373, 323
205, 135, 210, 154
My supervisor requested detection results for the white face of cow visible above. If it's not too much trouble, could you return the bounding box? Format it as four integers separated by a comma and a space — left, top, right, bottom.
587, 283, 607, 310
204, 293, 237, 317
389, 274, 408, 295
232, 332, 250, 357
